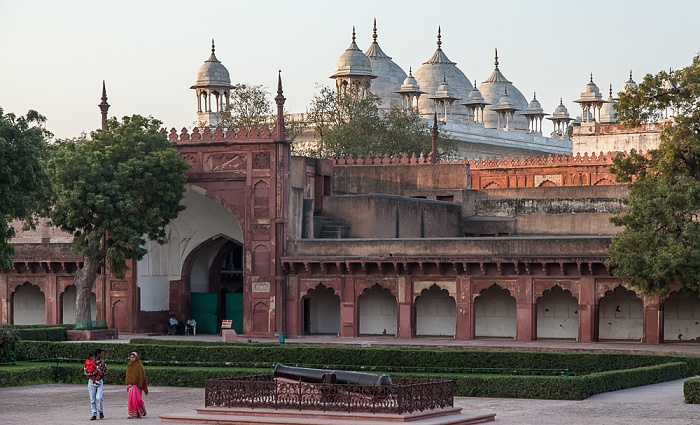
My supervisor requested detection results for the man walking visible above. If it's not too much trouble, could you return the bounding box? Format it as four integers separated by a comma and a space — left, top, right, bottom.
88, 348, 107, 420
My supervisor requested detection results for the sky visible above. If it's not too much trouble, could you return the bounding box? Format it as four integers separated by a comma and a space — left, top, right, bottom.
2, 0, 699, 140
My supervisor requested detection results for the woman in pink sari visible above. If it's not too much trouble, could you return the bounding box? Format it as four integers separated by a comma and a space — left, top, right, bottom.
125, 352, 148, 419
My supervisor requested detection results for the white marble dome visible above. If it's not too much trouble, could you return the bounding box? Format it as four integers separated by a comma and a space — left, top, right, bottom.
331, 28, 375, 79
414, 28, 473, 120
524, 93, 544, 114
621, 70, 638, 94
551, 98, 570, 119
192, 40, 231, 88
365, 20, 407, 110
599, 85, 617, 124
478, 50, 528, 130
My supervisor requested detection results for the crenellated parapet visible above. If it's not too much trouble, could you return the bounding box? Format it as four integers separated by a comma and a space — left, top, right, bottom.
331, 150, 642, 168
331, 152, 433, 165
168, 124, 279, 144
463, 151, 627, 169
329, 150, 647, 189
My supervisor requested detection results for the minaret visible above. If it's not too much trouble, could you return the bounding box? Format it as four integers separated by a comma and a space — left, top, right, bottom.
190, 39, 233, 128
273, 70, 290, 335
330, 27, 376, 98
98, 81, 110, 130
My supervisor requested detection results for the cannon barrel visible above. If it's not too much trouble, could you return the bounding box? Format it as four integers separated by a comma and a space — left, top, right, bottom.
274, 364, 393, 386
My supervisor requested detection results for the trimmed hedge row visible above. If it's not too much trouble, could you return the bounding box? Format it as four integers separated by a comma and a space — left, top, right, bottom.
446, 361, 689, 400
684, 377, 700, 404
20, 340, 700, 376
1, 361, 689, 400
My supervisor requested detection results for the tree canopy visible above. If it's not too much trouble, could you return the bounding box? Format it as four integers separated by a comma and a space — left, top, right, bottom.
298, 85, 457, 159
218, 83, 274, 130
48, 115, 189, 326
0, 108, 51, 270
609, 54, 700, 295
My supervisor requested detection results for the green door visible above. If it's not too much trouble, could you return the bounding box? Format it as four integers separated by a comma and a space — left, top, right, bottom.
225, 292, 244, 334
191, 292, 218, 334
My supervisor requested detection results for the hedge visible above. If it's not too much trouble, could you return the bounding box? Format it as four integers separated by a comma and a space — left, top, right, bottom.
18, 340, 700, 376
684, 377, 700, 404
1, 361, 689, 400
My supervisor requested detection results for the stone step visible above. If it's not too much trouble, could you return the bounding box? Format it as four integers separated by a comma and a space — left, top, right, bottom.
160, 406, 496, 424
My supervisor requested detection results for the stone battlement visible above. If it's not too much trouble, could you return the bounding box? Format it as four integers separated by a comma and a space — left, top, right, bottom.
168, 124, 281, 143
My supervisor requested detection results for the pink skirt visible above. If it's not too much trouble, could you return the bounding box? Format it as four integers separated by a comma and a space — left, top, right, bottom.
127, 385, 146, 418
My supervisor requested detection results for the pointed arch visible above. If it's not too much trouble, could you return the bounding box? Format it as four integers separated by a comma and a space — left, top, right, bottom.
474, 283, 516, 338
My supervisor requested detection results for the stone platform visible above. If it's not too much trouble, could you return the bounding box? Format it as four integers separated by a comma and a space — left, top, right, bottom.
160, 406, 496, 424
66, 329, 119, 341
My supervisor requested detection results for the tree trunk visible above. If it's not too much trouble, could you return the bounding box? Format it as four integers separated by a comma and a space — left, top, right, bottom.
75, 255, 101, 329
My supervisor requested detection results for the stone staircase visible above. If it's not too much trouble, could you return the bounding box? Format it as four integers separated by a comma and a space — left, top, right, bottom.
314, 215, 351, 239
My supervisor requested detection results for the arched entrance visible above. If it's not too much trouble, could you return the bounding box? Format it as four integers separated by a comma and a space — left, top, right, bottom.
302, 283, 340, 335
474, 284, 516, 338
536, 285, 578, 339
189, 237, 244, 334
598, 285, 643, 340
358, 284, 397, 336
663, 290, 700, 342
12, 282, 45, 325
61, 285, 96, 324
137, 189, 245, 334
415, 284, 456, 337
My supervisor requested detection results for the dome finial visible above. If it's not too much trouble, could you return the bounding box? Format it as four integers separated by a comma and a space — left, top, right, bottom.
494, 47, 499, 70
352, 26, 356, 43
609, 84, 613, 97
372, 18, 378, 43
630, 70, 633, 80
533, 91, 537, 100
560, 97, 563, 105
211, 38, 215, 54
409, 66, 413, 76
437, 26, 442, 49
590, 73, 594, 83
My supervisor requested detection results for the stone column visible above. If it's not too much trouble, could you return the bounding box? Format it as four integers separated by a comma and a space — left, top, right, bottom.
577, 277, 597, 342
0, 275, 9, 324
515, 275, 535, 341
397, 276, 411, 339
340, 276, 355, 337
455, 276, 473, 340
642, 296, 663, 344
45, 274, 58, 325
284, 276, 300, 337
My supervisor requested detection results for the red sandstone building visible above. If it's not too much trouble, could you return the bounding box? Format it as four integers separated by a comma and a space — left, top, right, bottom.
2, 45, 699, 345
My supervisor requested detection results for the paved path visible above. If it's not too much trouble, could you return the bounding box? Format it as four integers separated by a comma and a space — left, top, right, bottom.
0, 379, 697, 425
11, 335, 698, 423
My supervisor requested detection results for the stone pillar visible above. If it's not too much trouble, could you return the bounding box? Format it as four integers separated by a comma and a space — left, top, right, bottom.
397, 302, 412, 339
45, 274, 58, 325
285, 276, 300, 337
577, 277, 597, 342
455, 276, 473, 340
340, 276, 355, 337
642, 296, 663, 344
397, 276, 411, 339
515, 276, 535, 341
0, 275, 9, 324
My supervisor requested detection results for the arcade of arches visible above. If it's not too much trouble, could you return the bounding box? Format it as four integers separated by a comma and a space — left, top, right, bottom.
283, 268, 700, 343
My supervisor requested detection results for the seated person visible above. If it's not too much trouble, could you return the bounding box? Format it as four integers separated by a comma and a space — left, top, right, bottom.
168, 314, 184, 334
185, 317, 197, 335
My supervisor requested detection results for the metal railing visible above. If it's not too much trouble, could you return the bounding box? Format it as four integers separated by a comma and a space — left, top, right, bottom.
204, 374, 454, 414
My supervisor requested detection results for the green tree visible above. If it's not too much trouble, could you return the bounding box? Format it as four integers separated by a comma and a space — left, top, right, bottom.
300, 85, 456, 159
609, 54, 700, 295
47, 115, 189, 327
0, 108, 51, 270
220, 83, 273, 130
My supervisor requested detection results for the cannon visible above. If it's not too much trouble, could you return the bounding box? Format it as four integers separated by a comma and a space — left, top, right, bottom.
273, 363, 393, 386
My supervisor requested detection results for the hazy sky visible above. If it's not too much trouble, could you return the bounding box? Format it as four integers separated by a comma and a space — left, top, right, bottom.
2, 0, 699, 139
